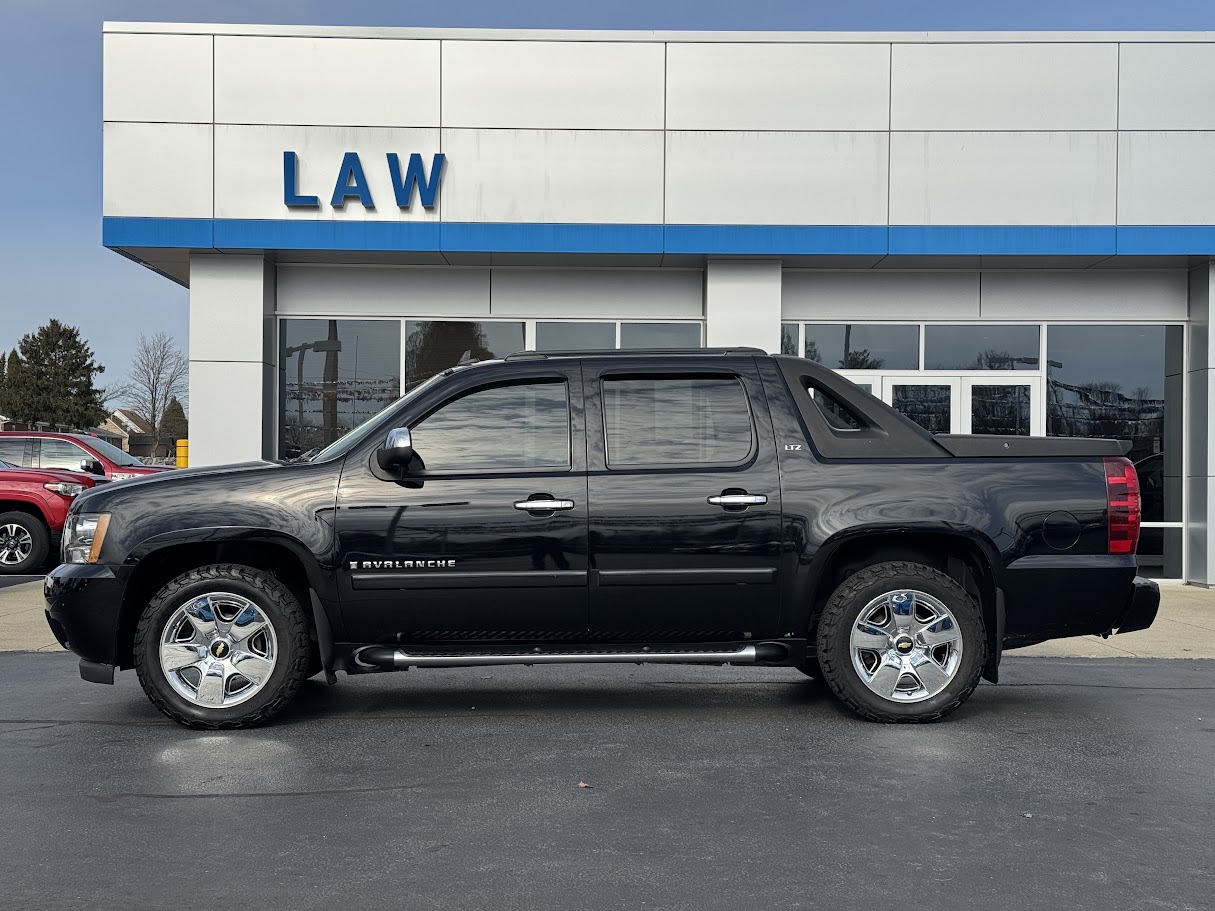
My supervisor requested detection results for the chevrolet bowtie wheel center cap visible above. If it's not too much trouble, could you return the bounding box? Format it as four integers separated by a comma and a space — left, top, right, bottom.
895, 636, 915, 654
209, 639, 232, 659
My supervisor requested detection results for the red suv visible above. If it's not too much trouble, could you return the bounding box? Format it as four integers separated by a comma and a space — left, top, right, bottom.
0, 432, 171, 481
0, 458, 106, 573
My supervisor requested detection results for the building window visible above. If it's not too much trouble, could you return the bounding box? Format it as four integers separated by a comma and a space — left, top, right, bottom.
403, 320, 525, 391
803, 324, 920, 370
536, 321, 615, 351
280, 319, 401, 460
1046, 324, 1183, 580
619, 322, 701, 349
924, 325, 1040, 370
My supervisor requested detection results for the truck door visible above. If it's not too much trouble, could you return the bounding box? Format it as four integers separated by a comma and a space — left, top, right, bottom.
583, 357, 782, 641
335, 363, 589, 643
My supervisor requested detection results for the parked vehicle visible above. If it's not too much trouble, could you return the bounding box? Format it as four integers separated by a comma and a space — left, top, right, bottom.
45, 350, 1158, 728
0, 458, 106, 574
0, 431, 171, 481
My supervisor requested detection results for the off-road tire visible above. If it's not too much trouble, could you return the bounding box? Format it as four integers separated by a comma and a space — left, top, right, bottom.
815, 560, 987, 723
133, 564, 311, 729
0, 510, 50, 575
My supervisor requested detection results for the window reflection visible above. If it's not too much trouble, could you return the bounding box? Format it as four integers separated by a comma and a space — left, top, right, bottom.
280, 319, 401, 460
404, 320, 524, 391
619, 322, 701, 349
804, 324, 919, 370
604, 377, 752, 465
781, 323, 798, 356
412, 382, 570, 471
971, 385, 1031, 436
925, 325, 1040, 370
891, 384, 951, 434
536, 322, 615, 351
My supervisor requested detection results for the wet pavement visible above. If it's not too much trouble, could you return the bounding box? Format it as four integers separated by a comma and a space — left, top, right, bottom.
2, 653, 1212, 911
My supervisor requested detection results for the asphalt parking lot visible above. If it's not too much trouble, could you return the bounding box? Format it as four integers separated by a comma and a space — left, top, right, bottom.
1, 653, 1212, 911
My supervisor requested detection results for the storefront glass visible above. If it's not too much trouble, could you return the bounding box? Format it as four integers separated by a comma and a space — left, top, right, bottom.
280, 319, 401, 460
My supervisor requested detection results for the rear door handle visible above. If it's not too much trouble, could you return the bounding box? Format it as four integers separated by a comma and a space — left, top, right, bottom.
708, 494, 768, 508
514, 499, 575, 512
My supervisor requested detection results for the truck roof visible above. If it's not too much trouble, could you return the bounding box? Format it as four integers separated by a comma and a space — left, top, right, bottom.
504, 348, 767, 360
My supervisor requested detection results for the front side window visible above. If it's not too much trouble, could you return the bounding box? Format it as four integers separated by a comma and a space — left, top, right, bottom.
603, 376, 753, 467
411, 381, 570, 472
39, 439, 90, 471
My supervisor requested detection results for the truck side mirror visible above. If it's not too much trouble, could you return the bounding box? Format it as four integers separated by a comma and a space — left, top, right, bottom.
376, 427, 415, 472
80, 458, 105, 476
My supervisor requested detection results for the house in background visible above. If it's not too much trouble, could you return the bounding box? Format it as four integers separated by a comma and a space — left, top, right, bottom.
100, 409, 168, 458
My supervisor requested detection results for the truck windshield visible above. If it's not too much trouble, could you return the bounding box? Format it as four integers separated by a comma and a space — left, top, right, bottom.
307, 370, 455, 464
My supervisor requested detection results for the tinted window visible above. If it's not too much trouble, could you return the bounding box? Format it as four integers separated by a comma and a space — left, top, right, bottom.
780, 323, 798, 357
810, 387, 864, 430
411, 381, 570, 471
281, 319, 402, 460
39, 439, 90, 471
536, 322, 615, 351
804, 324, 919, 370
404, 320, 524, 391
0, 439, 27, 465
1047, 325, 1181, 476
619, 323, 701, 349
79, 436, 143, 466
603, 377, 752, 466
924, 325, 1040, 370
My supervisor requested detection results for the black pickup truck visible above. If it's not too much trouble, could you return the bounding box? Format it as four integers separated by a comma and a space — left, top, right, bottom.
45, 349, 1159, 728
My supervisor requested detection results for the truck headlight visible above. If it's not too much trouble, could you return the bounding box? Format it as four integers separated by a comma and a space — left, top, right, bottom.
44, 482, 86, 498
63, 513, 111, 564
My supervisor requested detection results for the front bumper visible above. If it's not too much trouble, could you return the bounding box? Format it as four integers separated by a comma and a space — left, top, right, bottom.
1115, 576, 1161, 635
44, 563, 127, 683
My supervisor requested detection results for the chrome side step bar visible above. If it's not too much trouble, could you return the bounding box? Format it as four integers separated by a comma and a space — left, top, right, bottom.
353, 642, 787, 670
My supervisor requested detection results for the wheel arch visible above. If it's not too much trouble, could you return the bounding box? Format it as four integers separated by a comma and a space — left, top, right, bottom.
115, 530, 329, 670
806, 527, 1003, 682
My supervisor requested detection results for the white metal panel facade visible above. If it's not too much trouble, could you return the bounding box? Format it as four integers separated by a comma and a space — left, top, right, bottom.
441, 40, 665, 129
665, 131, 889, 226
782, 271, 982, 320
102, 32, 213, 124
439, 129, 665, 224
665, 43, 890, 131
276, 265, 492, 317
489, 269, 703, 318
213, 125, 442, 221
1118, 132, 1215, 226
890, 43, 1118, 131
888, 131, 1117, 226
1120, 44, 1215, 131
102, 122, 213, 218
213, 37, 441, 127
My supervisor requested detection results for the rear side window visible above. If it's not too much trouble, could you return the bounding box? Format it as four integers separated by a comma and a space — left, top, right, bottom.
0, 439, 28, 466
38, 439, 91, 471
603, 376, 753, 466
411, 380, 571, 472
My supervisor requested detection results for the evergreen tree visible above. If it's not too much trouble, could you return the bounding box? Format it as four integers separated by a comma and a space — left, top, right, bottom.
161, 396, 189, 442
0, 321, 107, 428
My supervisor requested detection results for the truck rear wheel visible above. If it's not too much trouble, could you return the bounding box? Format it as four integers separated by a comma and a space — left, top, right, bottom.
0, 511, 49, 575
815, 561, 986, 723
133, 564, 312, 729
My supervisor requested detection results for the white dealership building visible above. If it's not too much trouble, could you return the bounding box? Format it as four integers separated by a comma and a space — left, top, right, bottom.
103, 23, 1215, 583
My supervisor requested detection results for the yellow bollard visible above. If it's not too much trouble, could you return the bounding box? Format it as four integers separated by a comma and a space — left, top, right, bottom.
176, 439, 189, 468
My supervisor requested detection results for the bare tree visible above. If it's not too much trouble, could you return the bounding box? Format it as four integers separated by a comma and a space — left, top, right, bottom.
111, 332, 189, 450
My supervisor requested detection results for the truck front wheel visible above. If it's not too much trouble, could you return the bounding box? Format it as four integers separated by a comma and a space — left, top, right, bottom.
0, 511, 49, 575
815, 561, 987, 723
133, 564, 312, 729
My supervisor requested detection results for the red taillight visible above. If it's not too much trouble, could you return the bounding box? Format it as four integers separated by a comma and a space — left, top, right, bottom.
1104, 456, 1141, 555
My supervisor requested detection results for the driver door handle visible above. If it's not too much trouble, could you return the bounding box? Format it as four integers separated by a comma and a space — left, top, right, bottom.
514, 499, 575, 512
708, 494, 768, 508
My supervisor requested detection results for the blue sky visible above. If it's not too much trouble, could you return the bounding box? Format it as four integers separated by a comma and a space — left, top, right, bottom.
2, 0, 1213, 401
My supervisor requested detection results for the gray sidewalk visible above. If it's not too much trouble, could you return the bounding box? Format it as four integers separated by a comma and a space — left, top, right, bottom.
5, 577, 1214, 657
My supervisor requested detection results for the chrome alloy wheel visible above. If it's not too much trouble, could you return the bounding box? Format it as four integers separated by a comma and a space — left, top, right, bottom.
159, 593, 279, 708
0, 523, 33, 567
849, 589, 964, 704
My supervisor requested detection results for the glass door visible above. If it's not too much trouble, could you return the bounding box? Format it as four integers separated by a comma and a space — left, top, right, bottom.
880, 376, 961, 434
962, 377, 1043, 436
